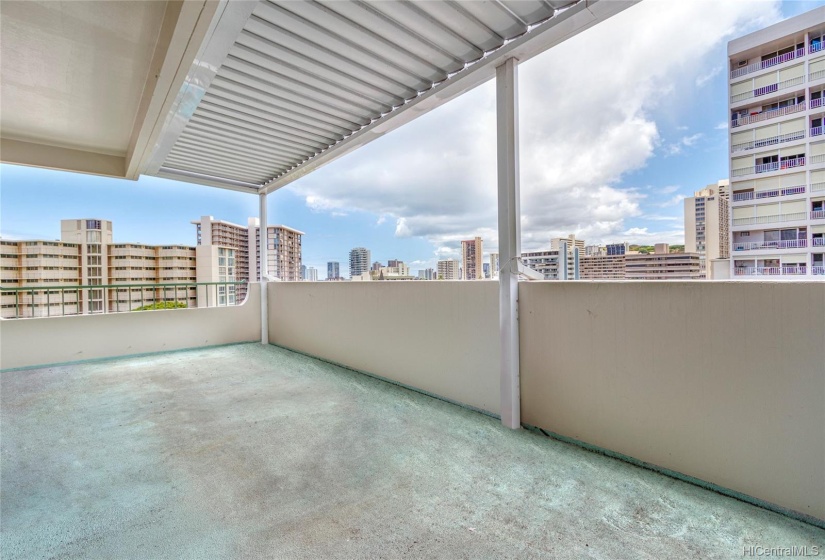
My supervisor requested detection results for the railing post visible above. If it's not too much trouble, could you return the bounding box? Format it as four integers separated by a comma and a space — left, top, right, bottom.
259, 192, 269, 345
497, 57, 521, 430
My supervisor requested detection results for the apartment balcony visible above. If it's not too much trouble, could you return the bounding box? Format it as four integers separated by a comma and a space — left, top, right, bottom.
730, 130, 805, 153
733, 266, 781, 276
729, 48, 805, 80
731, 157, 805, 178
731, 185, 806, 202
1, 282, 823, 558
813, 238, 825, 247
730, 76, 804, 105
732, 239, 808, 251
813, 210, 825, 220
732, 211, 807, 226
730, 102, 806, 128
812, 126, 824, 138
813, 266, 825, 275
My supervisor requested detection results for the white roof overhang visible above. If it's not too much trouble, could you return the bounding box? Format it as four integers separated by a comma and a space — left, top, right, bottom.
0, 0, 637, 194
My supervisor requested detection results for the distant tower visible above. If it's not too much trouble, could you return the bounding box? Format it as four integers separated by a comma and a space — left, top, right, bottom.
349, 247, 371, 278
461, 237, 483, 280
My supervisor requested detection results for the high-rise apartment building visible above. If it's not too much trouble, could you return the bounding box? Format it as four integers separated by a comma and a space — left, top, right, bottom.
417, 268, 436, 280
606, 243, 629, 256
461, 237, 483, 280
327, 261, 340, 280
728, 8, 825, 278
521, 249, 580, 280
306, 267, 318, 282
193, 216, 303, 288
580, 254, 626, 279
685, 180, 730, 278
437, 259, 460, 280
349, 247, 371, 278
2, 219, 198, 318
625, 244, 703, 280
489, 253, 499, 279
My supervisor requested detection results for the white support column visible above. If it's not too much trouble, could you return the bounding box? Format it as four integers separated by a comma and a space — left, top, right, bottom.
496, 58, 521, 429
259, 192, 269, 345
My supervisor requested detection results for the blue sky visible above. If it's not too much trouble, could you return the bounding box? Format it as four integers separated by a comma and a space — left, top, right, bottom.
2, 0, 822, 278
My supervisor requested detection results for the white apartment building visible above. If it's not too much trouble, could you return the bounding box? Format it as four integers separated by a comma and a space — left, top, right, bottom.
461, 237, 484, 280
437, 259, 460, 280
306, 267, 319, 282
522, 236, 582, 280
728, 8, 825, 278
349, 247, 371, 278
685, 180, 730, 278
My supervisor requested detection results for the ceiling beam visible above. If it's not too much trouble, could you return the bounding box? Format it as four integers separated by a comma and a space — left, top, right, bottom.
1, 139, 125, 178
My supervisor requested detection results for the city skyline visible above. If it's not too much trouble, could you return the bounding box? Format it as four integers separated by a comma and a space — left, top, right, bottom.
1, 1, 821, 279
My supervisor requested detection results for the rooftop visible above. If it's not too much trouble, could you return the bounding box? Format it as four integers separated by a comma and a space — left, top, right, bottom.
2, 343, 822, 559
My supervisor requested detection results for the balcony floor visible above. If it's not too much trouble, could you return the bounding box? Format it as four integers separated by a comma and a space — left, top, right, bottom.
2, 343, 822, 559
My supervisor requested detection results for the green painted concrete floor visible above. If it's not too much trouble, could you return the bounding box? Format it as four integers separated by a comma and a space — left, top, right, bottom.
2, 343, 823, 559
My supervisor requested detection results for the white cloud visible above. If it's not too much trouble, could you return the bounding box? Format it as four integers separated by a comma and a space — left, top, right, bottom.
715, 121, 729, 130
696, 65, 723, 87
658, 194, 687, 208
288, 0, 780, 250
665, 133, 704, 156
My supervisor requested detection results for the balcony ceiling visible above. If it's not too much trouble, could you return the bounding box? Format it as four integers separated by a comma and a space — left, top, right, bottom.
0, 0, 635, 192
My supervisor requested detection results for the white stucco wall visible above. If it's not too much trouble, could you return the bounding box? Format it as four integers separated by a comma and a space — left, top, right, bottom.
0, 283, 261, 370
268, 281, 500, 414
519, 281, 825, 522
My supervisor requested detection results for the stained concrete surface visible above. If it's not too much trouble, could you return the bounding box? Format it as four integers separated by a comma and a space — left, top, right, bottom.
2, 343, 823, 559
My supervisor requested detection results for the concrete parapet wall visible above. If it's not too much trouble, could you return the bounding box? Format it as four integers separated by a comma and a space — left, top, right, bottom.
268, 281, 500, 415
0, 284, 260, 370
519, 281, 825, 522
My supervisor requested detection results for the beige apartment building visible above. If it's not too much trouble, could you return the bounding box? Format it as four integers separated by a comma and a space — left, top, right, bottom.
684, 180, 730, 278
580, 254, 625, 279
437, 259, 460, 280
461, 237, 483, 280
728, 8, 825, 278
1, 219, 197, 318
193, 216, 304, 289
625, 244, 703, 280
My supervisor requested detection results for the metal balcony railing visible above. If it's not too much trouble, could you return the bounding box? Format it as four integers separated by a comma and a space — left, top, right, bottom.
730, 102, 805, 128
812, 238, 825, 246
0, 281, 247, 319
812, 126, 824, 137
812, 98, 824, 109
733, 266, 781, 275
781, 266, 806, 275
732, 239, 807, 251
812, 210, 825, 219
732, 212, 807, 226
731, 76, 804, 103
731, 184, 807, 201
811, 70, 825, 81
812, 181, 825, 192
813, 266, 825, 275
731, 130, 805, 153
811, 43, 824, 54
729, 48, 805, 79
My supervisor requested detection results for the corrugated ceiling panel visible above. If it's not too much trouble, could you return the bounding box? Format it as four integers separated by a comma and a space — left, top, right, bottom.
161, 0, 565, 187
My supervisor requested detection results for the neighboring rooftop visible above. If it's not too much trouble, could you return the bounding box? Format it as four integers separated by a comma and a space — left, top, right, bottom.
2, 344, 822, 559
